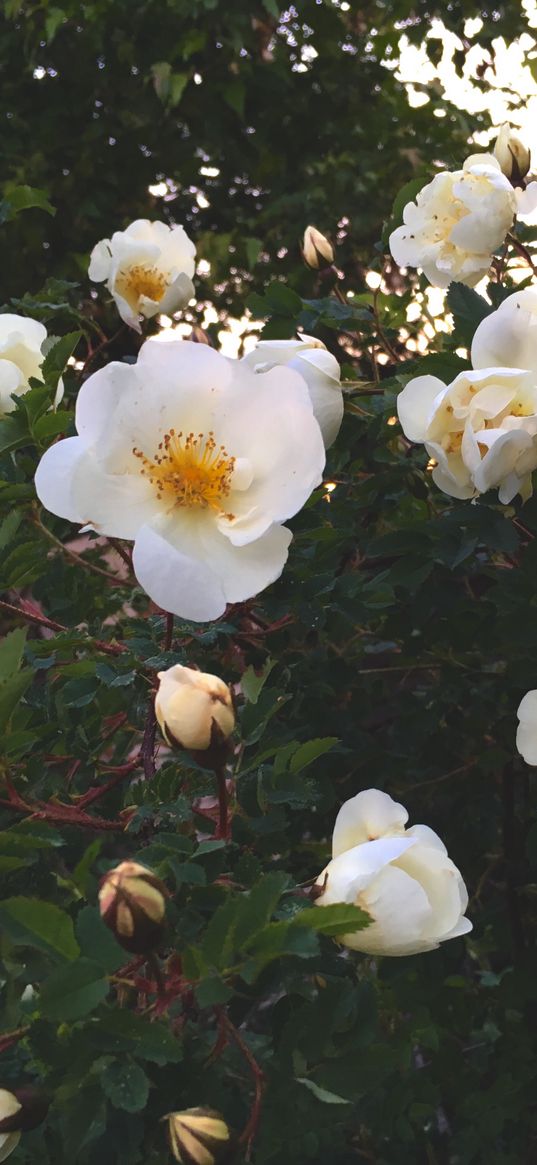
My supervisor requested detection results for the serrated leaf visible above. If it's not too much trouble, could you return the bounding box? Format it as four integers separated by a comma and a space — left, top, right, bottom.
40, 330, 81, 387
241, 658, 275, 704
235, 872, 288, 949
292, 903, 371, 937
40, 957, 109, 1020
76, 905, 126, 972
0, 627, 27, 679
100, 1058, 150, 1113
289, 737, 338, 774
98, 1010, 183, 1063
202, 896, 240, 970
0, 184, 55, 223
0, 897, 79, 961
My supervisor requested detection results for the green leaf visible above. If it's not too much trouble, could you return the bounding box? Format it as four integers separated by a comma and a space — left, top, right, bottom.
292, 903, 371, 937
76, 905, 126, 972
100, 1058, 150, 1113
289, 737, 339, 774
40, 957, 109, 1020
234, 872, 288, 949
446, 282, 492, 347
40, 331, 81, 388
202, 895, 240, 970
296, 1078, 351, 1104
195, 974, 234, 1008
0, 626, 27, 679
0, 897, 80, 961
0, 184, 55, 223
99, 1010, 183, 1064
241, 658, 275, 704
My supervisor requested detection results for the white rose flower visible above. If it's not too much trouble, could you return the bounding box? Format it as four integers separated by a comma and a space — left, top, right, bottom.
0, 314, 62, 419
242, 334, 343, 447
0, 1091, 21, 1164
389, 153, 517, 288
397, 366, 537, 503
89, 219, 196, 332
35, 339, 325, 621
155, 664, 235, 751
516, 690, 537, 765
314, 789, 472, 956
471, 287, 537, 377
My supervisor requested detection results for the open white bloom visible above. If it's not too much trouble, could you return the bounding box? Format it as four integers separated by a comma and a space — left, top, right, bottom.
471, 287, 537, 378
242, 334, 343, 447
397, 366, 537, 503
0, 1091, 21, 1163
314, 789, 472, 956
389, 153, 517, 288
516, 690, 537, 765
0, 314, 62, 419
35, 340, 325, 621
156, 664, 235, 751
89, 219, 196, 331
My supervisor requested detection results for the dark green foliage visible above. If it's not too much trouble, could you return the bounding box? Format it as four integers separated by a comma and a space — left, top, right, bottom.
2, 3, 537, 1165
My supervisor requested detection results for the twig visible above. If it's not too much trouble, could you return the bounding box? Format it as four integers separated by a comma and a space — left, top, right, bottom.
400, 760, 476, 794
33, 511, 123, 583
83, 324, 127, 372
0, 1026, 30, 1054
217, 1011, 266, 1158
0, 598, 127, 656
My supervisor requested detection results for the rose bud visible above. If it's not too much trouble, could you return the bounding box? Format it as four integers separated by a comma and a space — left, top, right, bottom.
98, 860, 168, 954
494, 123, 531, 185
166, 1107, 234, 1165
302, 225, 334, 270
0, 1086, 50, 1162
155, 665, 235, 764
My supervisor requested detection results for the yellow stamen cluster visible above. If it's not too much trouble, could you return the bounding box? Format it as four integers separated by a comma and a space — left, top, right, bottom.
133, 429, 236, 516
116, 264, 168, 303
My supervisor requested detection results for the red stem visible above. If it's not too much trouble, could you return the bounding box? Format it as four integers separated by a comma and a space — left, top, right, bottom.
217, 1011, 266, 1157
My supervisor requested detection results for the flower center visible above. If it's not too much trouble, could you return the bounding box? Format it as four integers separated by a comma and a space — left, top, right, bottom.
133, 429, 236, 515
116, 264, 168, 304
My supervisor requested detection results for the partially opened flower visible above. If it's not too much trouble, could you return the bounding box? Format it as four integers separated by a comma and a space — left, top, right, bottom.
155, 664, 235, 753
89, 219, 196, 331
389, 153, 517, 287
35, 340, 325, 620
98, 860, 168, 954
516, 690, 537, 765
0, 314, 62, 418
166, 1108, 234, 1165
242, 334, 343, 447
494, 123, 531, 184
302, 225, 334, 270
397, 366, 537, 503
314, 789, 472, 956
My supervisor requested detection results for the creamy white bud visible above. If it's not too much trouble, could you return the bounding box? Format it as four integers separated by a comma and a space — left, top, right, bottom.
155, 664, 235, 752
302, 225, 334, 270
98, 860, 167, 954
494, 123, 531, 183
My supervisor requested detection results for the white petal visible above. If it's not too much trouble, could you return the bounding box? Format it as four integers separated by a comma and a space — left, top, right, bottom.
516, 721, 537, 765
516, 181, 537, 219
132, 512, 292, 621
471, 289, 537, 374
157, 273, 195, 315
34, 437, 89, 522
0, 1092, 21, 1122
75, 361, 138, 450
397, 376, 446, 442
88, 239, 113, 282
473, 428, 533, 496
341, 864, 433, 955
405, 824, 447, 854
440, 915, 473, 941
396, 846, 468, 942
0, 313, 47, 351
0, 359, 24, 415
316, 837, 416, 904
332, 788, 409, 857
69, 456, 161, 537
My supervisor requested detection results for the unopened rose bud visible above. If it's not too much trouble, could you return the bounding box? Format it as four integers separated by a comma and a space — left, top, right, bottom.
0, 1087, 50, 1162
494, 123, 531, 185
98, 860, 168, 954
166, 1108, 234, 1165
155, 665, 235, 762
302, 225, 334, 270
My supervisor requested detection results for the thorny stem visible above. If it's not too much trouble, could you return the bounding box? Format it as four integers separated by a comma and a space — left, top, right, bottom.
84, 324, 127, 373
0, 598, 126, 656
147, 952, 166, 1001
216, 1011, 266, 1158
0, 773, 126, 831
0, 1026, 30, 1054
164, 611, 174, 651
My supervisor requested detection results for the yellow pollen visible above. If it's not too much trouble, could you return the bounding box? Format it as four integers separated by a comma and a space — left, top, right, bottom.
116, 264, 168, 303
133, 429, 236, 516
